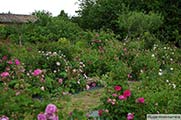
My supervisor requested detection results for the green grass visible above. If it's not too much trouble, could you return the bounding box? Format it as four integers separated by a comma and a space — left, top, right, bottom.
58, 88, 104, 116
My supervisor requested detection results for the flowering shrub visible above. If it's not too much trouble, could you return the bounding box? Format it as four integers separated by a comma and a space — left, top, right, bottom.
99, 85, 146, 119
37, 104, 59, 120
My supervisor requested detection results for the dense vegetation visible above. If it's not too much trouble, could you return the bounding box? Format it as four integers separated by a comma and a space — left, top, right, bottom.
0, 0, 180, 120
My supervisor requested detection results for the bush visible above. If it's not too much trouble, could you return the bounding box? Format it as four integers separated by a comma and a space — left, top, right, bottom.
117, 11, 163, 37
100, 84, 146, 119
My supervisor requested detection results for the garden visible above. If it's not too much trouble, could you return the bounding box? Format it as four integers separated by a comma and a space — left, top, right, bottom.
0, 0, 180, 120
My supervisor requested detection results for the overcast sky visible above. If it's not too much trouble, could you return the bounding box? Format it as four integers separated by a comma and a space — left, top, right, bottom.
0, 0, 79, 16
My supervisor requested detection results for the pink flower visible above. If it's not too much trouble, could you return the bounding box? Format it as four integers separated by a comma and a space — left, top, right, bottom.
2, 56, 8, 61
114, 85, 122, 91
118, 95, 127, 100
127, 74, 132, 78
69, 112, 72, 116
58, 78, 63, 84
127, 113, 134, 120
92, 82, 96, 87
111, 101, 115, 105
15, 59, 20, 65
37, 113, 46, 120
107, 98, 112, 103
0, 115, 9, 120
123, 90, 131, 97
112, 93, 118, 97
98, 110, 103, 116
7, 60, 13, 64
33, 69, 42, 76
45, 104, 57, 114
0, 72, 9, 77
136, 97, 145, 103
123, 48, 127, 52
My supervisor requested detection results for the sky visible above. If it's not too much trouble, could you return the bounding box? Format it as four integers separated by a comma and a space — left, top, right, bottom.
0, 0, 79, 16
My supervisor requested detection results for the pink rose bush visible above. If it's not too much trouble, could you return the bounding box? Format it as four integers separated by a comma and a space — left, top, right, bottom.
101, 85, 145, 119
37, 104, 58, 120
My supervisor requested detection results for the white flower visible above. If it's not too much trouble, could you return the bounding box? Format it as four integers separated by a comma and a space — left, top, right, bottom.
56, 62, 60, 66
158, 72, 163, 76
72, 69, 76, 73
159, 69, 162, 72
151, 54, 155, 57
77, 81, 80, 84
38, 51, 41, 53
140, 69, 143, 73
166, 80, 169, 83
164, 47, 167, 49
172, 52, 174, 55
172, 83, 176, 89
53, 70, 57, 73
53, 52, 57, 56
83, 74, 88, 79
170, 58, 173, 61
27, 73, 30, 76
40, 86, 45, 91
170, 68, 173, 71
153, 47, 156, 50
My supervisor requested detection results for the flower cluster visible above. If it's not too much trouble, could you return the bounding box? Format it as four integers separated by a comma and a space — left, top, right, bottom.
103, 85, 145, 119
37, 104, 58, 120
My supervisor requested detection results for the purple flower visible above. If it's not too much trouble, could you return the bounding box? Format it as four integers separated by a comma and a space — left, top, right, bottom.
127, 113, 134, 120
37, 113, 46, 120
46, 113, 58, 120
45, 104, 57, 114
0, 115, 9, 120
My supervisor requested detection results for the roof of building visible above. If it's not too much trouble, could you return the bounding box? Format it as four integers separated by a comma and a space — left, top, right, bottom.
0, 13, 37, 24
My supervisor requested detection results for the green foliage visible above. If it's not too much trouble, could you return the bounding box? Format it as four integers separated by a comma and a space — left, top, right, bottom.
0, 87, 48, 119
76, 0, 179, 44
117, 11, 163, 37
1, 11, 82, 44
